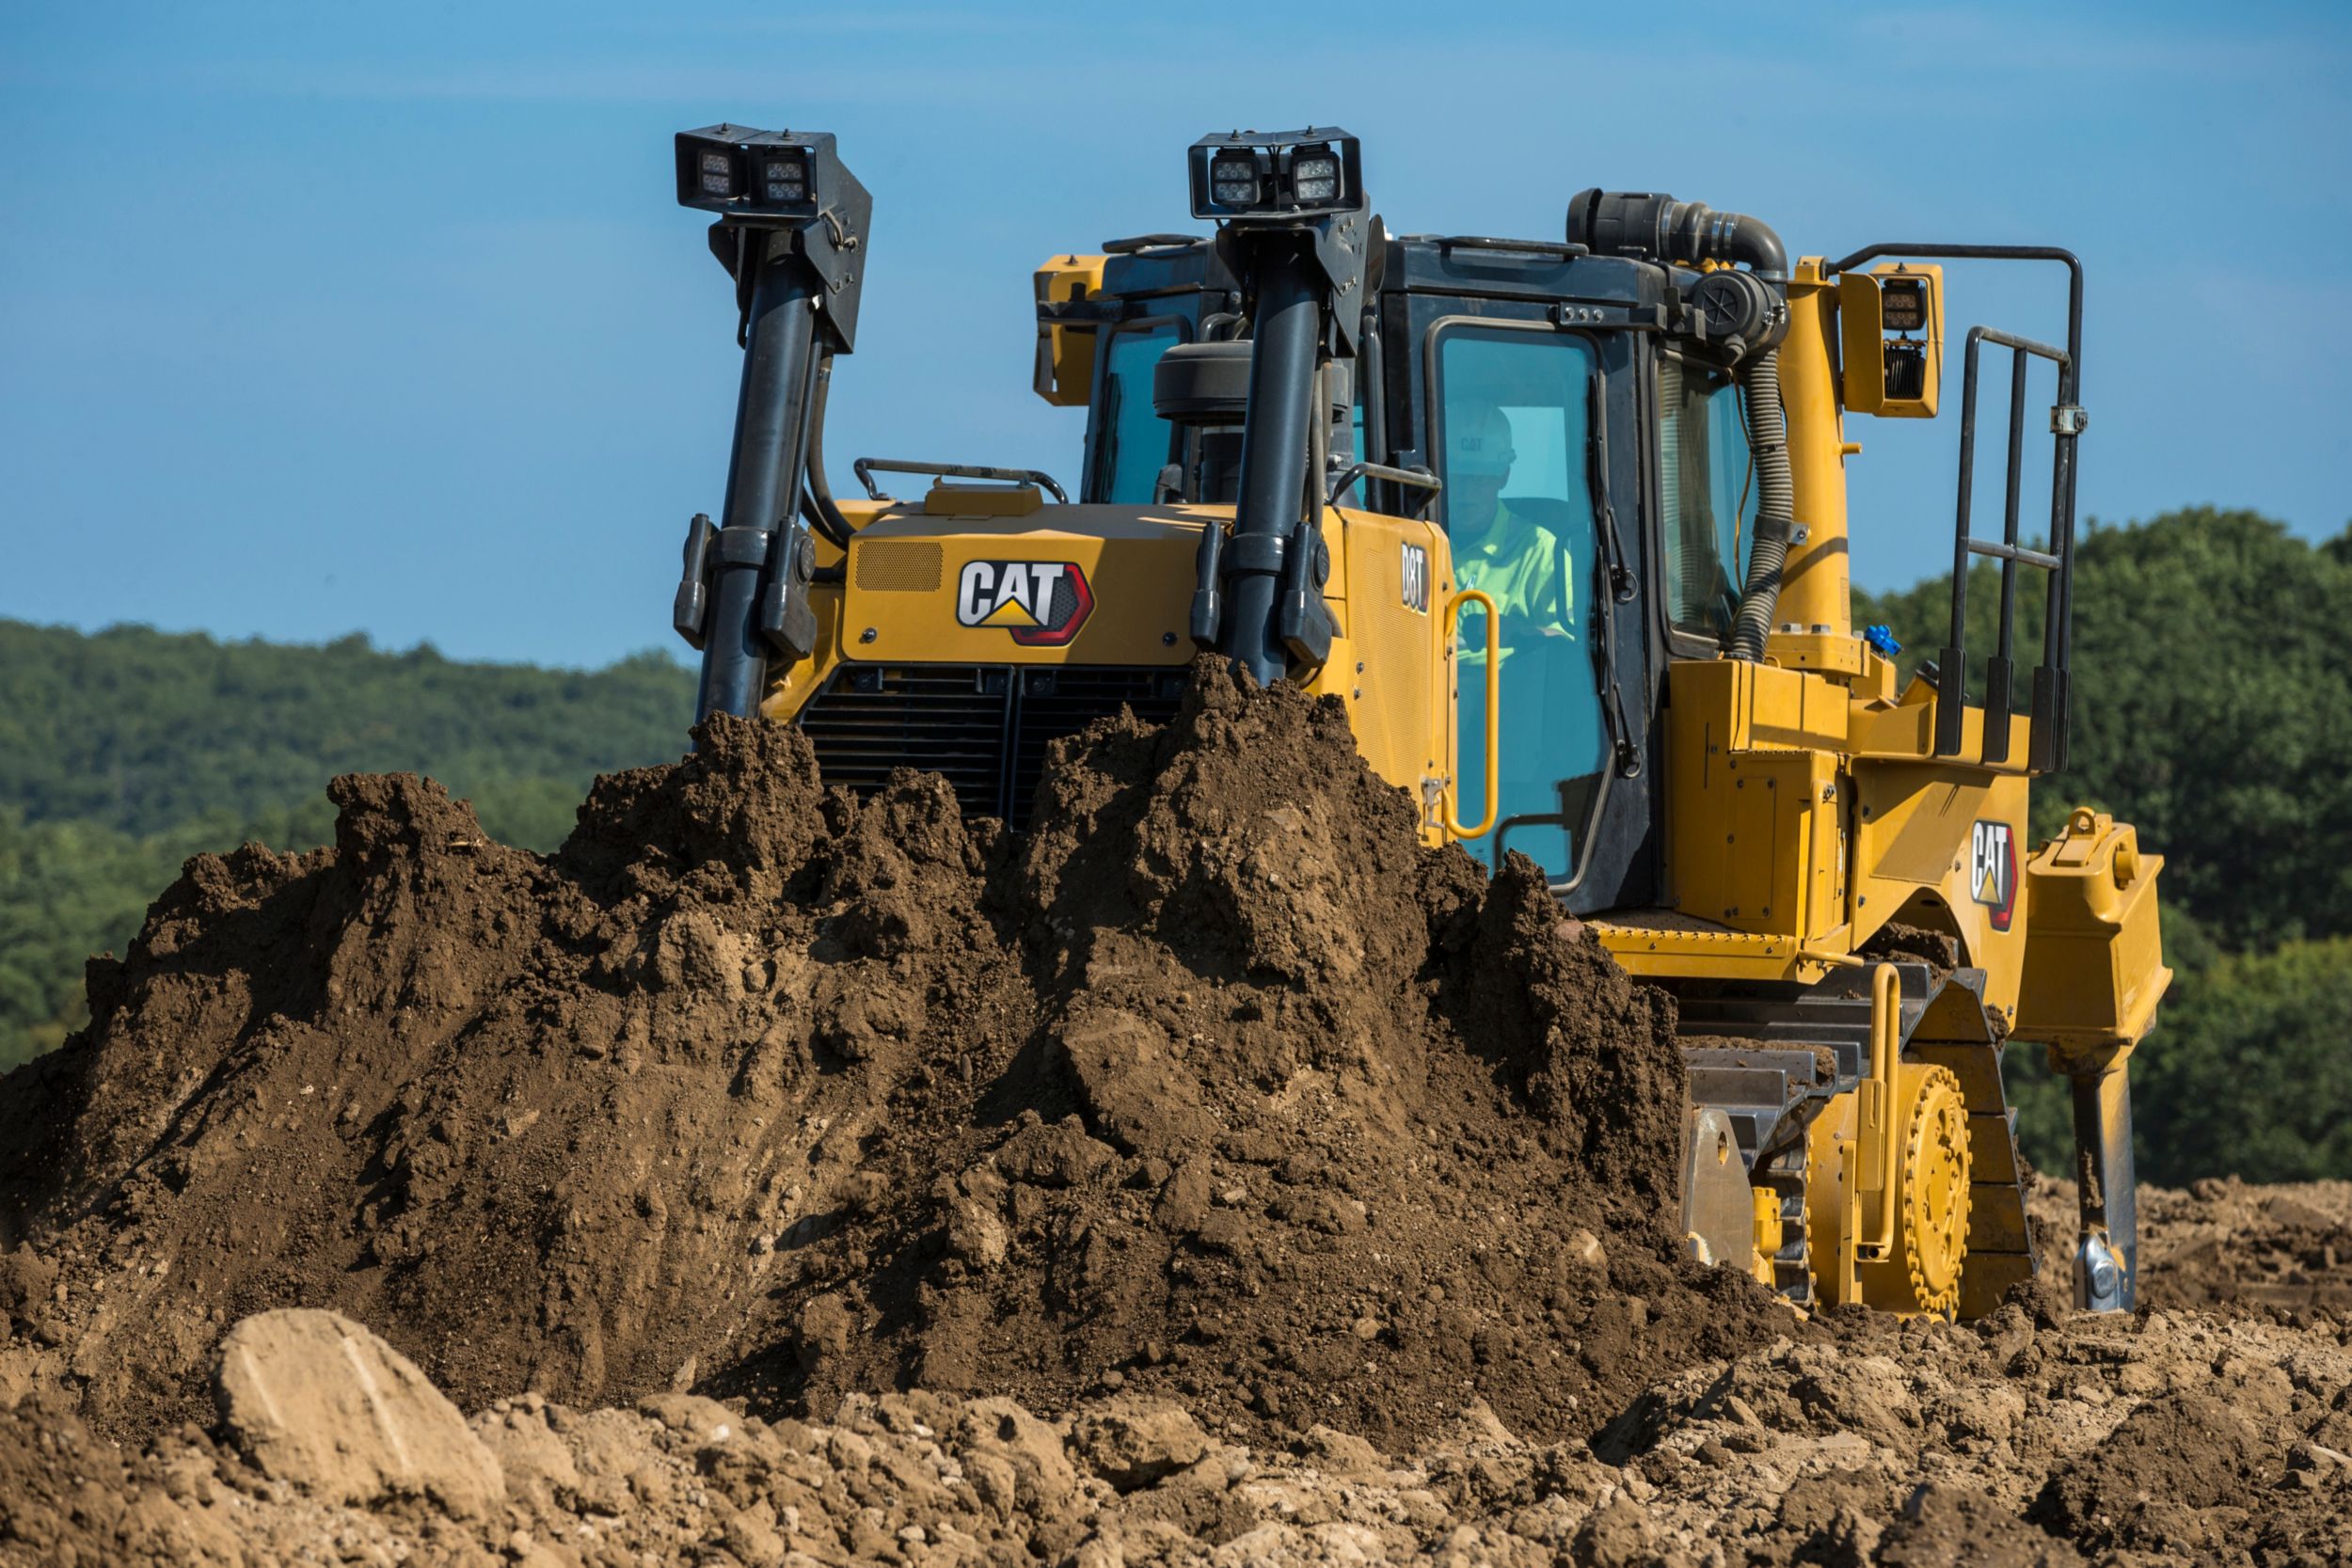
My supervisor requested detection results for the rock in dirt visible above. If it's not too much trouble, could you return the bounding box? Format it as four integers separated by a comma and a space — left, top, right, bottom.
214, 1308, 504, 1520
1071, 1395, 1214, 1491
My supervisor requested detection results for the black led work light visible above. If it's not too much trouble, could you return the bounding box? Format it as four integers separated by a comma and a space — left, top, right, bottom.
1187, 129, 1363, 221
674, 124, 834, 218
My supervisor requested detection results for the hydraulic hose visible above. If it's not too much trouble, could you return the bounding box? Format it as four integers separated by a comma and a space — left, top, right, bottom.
800, 354, 853, 549
1727, 348, 1795, 661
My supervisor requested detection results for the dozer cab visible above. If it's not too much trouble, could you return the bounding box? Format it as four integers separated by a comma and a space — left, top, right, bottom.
666, 123, 2169, 1319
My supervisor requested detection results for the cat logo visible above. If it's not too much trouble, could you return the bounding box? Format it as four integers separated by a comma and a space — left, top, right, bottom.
1969, 819, 2017, 932
1401, 543, 1431, 613
954, 559, 1094, 646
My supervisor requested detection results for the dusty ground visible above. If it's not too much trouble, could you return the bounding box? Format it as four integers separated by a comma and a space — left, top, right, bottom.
4, 664, 2348, 1564
8, 1196, 2348, 1567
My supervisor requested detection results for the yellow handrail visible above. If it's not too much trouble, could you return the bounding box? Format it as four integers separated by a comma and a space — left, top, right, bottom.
1865, 961, 1902, 1259
1442, 588, 1500, 839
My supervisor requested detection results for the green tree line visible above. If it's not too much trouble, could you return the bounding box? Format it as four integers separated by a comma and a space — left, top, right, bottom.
0, 622, 694, 1067
1855, 508, 2352, 1182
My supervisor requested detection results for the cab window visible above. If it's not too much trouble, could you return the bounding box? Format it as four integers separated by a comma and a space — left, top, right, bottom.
1659, 358, 1759, 642
1436, 325, 1609, 881
1090, 320, 1183, 504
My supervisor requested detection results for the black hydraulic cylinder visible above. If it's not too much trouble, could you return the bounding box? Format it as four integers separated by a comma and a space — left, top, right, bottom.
695, 248, 820, 722
1218, 237, 1322, 686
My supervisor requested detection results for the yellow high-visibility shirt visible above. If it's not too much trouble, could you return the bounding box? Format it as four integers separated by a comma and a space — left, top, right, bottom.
1455, 500, 1569, 663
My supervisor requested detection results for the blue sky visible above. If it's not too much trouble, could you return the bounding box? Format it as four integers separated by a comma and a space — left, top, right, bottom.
3, 1, 2346, 668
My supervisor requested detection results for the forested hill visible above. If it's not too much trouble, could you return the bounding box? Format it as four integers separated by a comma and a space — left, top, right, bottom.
0, 623, 694, 1066
1, 623, 694, 847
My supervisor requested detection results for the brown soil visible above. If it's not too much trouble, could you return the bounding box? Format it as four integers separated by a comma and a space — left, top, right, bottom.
0, 662, 1781, 1457
2029, 1174, 2352, 1319
7, 1272, 2348, 1567
5, 658, 2347, 1566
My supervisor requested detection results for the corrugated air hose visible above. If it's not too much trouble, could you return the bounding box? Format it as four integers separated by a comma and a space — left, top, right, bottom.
1728, 347, 1795, 661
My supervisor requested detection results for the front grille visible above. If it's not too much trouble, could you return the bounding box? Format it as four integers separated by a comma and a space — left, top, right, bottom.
798, 664, 1186, 827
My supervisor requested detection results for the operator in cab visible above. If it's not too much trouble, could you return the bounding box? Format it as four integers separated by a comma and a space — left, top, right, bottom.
1447, 400, 1602, 881
1448, 404, 1571, 655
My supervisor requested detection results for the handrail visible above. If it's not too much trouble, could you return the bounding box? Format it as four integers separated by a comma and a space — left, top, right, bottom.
1940, 322, 2078, 768
1442, 589, 1501, 839
1101, 233, 1202, 255
1435, 235, 1589, 261
1865, 961, 1904, 1261
1327, 460, 1441, 512
1832, 244, 2086, 774
852, 458, 1069, 504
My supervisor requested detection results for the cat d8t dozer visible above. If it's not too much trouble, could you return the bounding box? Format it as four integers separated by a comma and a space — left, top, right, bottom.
666, 122, 2169, 1318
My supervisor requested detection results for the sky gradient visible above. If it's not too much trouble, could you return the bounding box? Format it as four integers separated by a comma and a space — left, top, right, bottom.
4, 1, 2346, 667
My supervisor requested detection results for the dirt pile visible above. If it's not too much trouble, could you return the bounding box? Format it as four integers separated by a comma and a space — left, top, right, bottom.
2133, 1178, 2352, 1317
2027, 1175, 2352, 1319
0, 715, 1029, 1441
0, 662, 1781, 1452
755, 662, 1779, 1446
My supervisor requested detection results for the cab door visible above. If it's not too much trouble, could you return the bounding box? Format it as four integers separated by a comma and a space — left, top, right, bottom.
1429, 320, 1610, 882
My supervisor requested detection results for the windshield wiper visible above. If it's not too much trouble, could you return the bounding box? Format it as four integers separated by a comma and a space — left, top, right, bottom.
1586, 365, 1640, 777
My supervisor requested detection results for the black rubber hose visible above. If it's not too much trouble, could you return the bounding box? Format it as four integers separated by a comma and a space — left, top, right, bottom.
1728, 348, 1795, 661
800, 354, 853, 549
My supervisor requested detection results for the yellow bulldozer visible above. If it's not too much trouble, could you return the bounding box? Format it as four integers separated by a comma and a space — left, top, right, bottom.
666, 123, 2169, 1318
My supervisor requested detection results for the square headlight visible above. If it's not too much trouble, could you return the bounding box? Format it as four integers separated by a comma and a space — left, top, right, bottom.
1287, 146, 1341, 205
1880, 276, 1928, 333
1210, 153, 1263, 208
677, 126, 755, 212
697, 148, 739, 201
760, 151, 810, 206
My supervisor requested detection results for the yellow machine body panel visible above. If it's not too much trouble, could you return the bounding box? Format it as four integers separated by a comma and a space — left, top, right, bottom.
1314, 503, 1460, 839
843, 505, 1200, 666
1032, 254, 1107, 405
1847, 759, 2031, 1017
2015, 809, 2169, 1060
767, 489, 1457, 840
1661, 657, 1848, 941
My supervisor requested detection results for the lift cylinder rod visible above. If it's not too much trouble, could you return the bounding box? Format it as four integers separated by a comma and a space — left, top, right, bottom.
1219, 236, 1323, 686
696, 247, 821, 722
